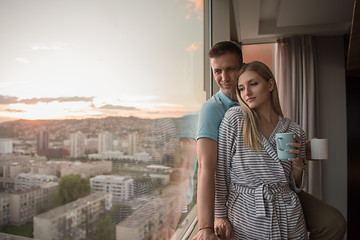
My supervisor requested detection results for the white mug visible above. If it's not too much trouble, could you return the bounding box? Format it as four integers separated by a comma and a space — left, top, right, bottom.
310, 139, 329, 160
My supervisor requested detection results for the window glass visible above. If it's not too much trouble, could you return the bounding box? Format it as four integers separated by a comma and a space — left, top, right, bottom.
0, 0, 204, 239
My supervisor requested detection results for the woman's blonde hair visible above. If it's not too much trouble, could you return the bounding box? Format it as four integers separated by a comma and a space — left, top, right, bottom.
235, 61, 283, 151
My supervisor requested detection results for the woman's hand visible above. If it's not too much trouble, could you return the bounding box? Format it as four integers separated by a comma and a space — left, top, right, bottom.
214, 217, 234, 240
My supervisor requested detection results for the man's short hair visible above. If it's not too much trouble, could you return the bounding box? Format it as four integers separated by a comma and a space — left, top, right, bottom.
208, 41, 243, 64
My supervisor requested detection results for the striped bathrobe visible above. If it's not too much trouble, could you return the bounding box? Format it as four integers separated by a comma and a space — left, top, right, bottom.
215, 106, 308, 240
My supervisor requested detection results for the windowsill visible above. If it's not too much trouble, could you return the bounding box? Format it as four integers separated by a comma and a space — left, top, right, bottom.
171, 204, 198, 240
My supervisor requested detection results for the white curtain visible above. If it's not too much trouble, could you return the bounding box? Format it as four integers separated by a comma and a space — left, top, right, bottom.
276, 36, 322, 199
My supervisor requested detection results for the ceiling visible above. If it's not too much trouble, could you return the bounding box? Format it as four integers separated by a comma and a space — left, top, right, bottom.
232, 0, 355, 44
231, 0, 359, 75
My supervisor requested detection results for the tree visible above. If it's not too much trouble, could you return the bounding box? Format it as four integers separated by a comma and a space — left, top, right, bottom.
110, 203, 133, 224
93, 215, 115, 240
56, 174, 91, 204
92, 204, 133, 240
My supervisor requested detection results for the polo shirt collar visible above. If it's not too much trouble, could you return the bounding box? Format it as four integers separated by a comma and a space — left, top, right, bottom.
218, 89, 238, 109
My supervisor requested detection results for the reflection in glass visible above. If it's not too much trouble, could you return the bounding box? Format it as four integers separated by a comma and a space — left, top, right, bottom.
0, 0, 204, 239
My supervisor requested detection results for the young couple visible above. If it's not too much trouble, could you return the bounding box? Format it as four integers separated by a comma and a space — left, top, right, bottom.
193, 41, 346, 239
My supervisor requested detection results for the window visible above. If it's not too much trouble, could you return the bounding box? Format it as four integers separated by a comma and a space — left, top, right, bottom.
0, 0, 204, 239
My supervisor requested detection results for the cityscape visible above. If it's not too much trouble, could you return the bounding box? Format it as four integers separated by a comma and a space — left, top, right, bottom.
0, 0, 204, 239
0, 114, 198, 240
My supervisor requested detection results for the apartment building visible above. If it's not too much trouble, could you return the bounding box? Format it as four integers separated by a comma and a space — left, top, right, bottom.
0, 193, 10, 226
88, 151, 125, 160
34, 192, 112, 240
133, 152, 152, 163
98, 131, 113, 153
70, 131, 86, 158
90, 175, 134, 203
27, 160, 112, 178
36, 127, 49, 156
60, 160, 112, 178
116, 196, 169, 240
8, 182, 58, 225
0, 138, 13, 155
0, 155, 47, 191
128, 132, 137, 156
14, 173, 57, 190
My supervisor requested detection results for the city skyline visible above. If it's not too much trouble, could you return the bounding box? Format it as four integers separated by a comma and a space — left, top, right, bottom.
0, 0, 205, 122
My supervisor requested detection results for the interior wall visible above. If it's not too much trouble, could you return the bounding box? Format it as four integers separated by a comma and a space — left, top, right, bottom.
346, 74, 360, 237
314, 36, 347, 218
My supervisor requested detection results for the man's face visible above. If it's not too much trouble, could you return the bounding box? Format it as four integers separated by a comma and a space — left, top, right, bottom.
210, 53, 241, 100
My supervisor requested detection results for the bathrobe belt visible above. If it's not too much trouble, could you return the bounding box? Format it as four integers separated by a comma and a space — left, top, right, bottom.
231, 182, 291, 218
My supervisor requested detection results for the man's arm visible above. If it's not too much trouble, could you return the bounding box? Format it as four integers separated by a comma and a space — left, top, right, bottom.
192, 137, 219, 239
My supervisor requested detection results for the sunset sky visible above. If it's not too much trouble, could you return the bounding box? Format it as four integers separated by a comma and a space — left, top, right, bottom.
0, 0, 205, 122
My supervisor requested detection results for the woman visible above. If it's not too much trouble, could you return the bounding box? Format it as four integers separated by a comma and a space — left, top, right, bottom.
215, 61, 308, 239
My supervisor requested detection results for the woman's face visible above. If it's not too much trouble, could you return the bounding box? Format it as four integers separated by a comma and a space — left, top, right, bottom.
237, 70, 273, 110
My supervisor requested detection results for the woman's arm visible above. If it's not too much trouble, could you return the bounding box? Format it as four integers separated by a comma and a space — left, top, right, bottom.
214, 113, 238, 240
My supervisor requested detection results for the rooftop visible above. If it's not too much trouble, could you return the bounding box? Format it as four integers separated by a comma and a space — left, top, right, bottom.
34, 192, 110, 219
90, 175, 131, 182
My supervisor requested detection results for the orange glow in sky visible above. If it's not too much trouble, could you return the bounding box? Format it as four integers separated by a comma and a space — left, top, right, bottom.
0, 0, 205, 122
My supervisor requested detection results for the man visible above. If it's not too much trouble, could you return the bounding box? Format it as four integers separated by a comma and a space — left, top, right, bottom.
192, 41, 346, 240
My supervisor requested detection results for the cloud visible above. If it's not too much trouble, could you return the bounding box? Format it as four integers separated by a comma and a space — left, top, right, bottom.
0, 95, 19, 104
185, 0, 203, 20
32, 42, 69, 51
188, 0, 203, 11
116, 95, 159, 102
186, 41, 202, 51
157, 103, 182, 108
0, 108, 26, 113
15, 57, 30, 64
98, 104, 139, 111
18, 97, 94, 104
0, 95, 94, 105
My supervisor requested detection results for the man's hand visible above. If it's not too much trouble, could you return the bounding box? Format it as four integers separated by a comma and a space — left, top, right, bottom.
306, 139, 311, 160
192, 228, 219, 240
288, 135, 306, 171
214, 217, 233, 240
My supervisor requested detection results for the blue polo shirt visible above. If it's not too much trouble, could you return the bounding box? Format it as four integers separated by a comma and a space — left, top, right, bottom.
197, 89, 239, 142
176, 114, 198, 207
